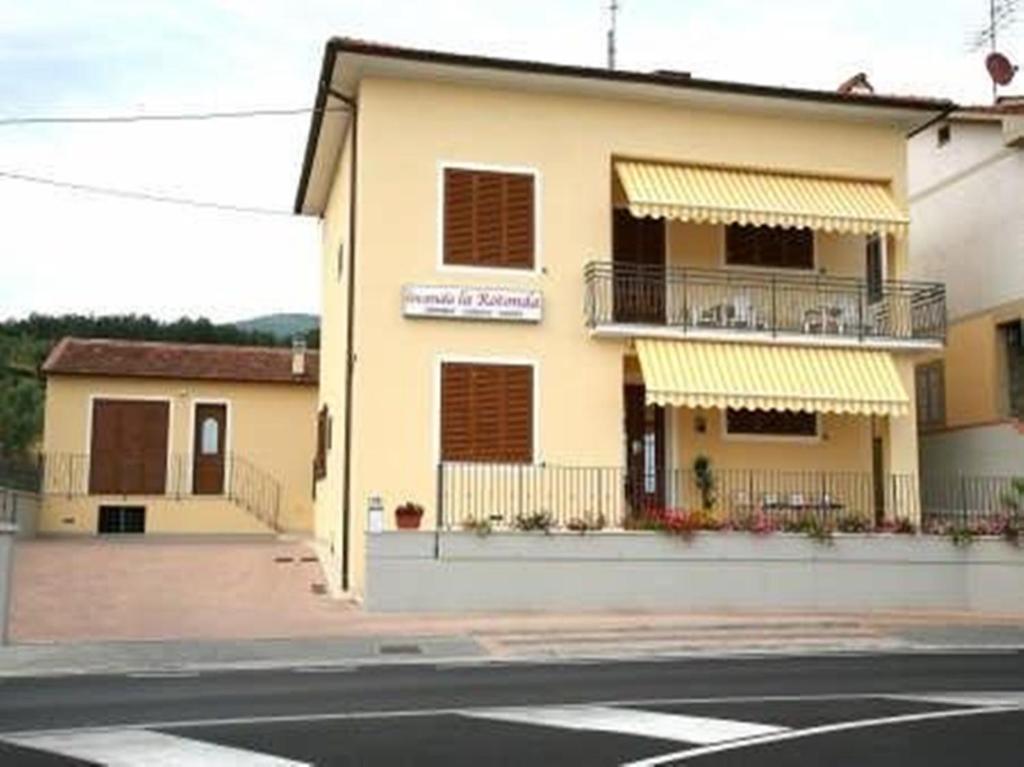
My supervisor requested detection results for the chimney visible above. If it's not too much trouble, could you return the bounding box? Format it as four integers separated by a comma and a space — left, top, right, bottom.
291, 337, 307, 377
837, 72, 874, 95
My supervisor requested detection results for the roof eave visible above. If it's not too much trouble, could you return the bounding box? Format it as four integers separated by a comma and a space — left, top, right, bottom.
292, 37, 957, 215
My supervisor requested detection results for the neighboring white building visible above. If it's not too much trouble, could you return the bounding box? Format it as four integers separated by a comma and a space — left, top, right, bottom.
908, 99, 1024, 477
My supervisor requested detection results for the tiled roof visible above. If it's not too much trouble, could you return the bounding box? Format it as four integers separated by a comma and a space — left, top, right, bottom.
42, 337, 319, 385
328, 37, 953, 109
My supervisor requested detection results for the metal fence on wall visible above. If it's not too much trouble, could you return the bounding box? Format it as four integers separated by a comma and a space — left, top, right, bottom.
919, 473, 1024, 529
438, 462, 921, 531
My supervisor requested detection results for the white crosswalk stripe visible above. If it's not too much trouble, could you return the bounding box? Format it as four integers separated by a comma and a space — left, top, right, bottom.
461, 704, 787, 744
2, 728, 309, 766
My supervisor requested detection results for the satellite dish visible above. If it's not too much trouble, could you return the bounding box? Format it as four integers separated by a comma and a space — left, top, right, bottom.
986, 51, 1018, 86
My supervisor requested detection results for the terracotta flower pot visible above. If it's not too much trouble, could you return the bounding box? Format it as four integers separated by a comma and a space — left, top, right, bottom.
395, 510, 423, 530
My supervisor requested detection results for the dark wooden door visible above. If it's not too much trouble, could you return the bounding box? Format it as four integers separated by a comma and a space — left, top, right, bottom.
89, 399, 169, 495
613, 209, 666, 323
872, 436, 885, 526
192, 404, 227, 495
624, 384, 666, 513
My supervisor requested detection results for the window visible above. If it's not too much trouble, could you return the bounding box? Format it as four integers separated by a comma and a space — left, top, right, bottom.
725, 225, 813, 270
725, 409, 818, 438
915, 361, 946, 431
441, 362, 533, 463
443, 168, 535, 269
200, 418, 219, 455
937, 123, 951, 147
314, 405, 331, 481
999, 320, 1024, 418
89, 399, 170, 495
97, 505, 146, 534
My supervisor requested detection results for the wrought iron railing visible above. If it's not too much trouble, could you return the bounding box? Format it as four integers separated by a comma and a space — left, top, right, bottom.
919, 473, 1024, 530
39, 452, 282, 530
438, 462, 920, 531
0, 457, 42, 494
583, 261, 947, 343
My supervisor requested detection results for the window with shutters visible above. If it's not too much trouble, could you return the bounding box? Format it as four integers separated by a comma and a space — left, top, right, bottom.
440, 362, 534, 463
88, 399, 170, 495
725, 225, 814, 270
314, 405, 330, 481
442, 167, 536, 269
725, 409, 819, 439
915, 361, 945, 431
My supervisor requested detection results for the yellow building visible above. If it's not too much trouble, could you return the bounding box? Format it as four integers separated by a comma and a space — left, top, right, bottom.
909, 102, 1024, 477
39, 338, 318, 535
294, 39, 951, 595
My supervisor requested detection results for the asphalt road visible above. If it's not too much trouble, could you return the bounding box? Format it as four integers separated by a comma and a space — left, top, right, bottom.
0, 651, 1022, 765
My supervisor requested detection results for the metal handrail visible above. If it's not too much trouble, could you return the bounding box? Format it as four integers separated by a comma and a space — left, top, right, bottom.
38, 451, 282, 530
583, 260, 947, 342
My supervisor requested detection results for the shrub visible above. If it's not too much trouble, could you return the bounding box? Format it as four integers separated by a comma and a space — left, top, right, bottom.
514, 511, 554, 533
461, 518, 493, 537
692, 455, 716, 512
836, 514, 871, 534
566, 514, 607, 534
782, 514, 834, 543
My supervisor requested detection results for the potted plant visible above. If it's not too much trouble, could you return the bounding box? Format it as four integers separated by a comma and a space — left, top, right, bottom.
395, 502, 425, 530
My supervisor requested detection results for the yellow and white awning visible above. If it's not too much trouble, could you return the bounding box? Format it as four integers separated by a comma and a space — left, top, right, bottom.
635, 339, 909, 417
615, 159, 908, 237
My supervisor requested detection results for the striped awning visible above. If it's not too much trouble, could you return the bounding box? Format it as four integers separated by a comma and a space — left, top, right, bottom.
615, 159, 908, 237
635, 339, 909, 417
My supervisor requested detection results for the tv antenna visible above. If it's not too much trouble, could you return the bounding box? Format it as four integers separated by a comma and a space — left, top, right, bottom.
607, 1, 620, 70
969, 0, 1019, 100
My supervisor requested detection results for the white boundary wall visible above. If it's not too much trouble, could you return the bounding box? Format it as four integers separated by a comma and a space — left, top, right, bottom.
365, 531, 1024, 614
0, 523, 14, 643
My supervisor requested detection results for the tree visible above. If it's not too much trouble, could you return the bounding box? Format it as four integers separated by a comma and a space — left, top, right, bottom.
0, 376, 43, 457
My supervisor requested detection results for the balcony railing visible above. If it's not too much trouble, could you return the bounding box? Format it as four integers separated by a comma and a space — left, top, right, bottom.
438, 462, 920, 531
583, 261, 946, 343
39, 452, 282, 530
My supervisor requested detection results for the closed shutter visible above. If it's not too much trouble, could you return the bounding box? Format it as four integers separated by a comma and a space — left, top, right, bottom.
441, 363, 533, 463
89, 400, 169, 495
443, 169, 535, 269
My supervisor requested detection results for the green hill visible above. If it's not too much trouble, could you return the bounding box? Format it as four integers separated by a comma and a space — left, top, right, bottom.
235, 313, 319, 341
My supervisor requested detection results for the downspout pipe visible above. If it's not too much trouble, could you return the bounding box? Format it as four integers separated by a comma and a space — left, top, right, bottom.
330, 87, 358, 594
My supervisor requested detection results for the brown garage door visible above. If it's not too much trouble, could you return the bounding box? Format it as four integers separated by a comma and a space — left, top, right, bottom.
89, 399, 170, 495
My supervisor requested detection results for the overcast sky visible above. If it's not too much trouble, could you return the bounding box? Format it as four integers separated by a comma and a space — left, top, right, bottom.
1, 0, 1020, 322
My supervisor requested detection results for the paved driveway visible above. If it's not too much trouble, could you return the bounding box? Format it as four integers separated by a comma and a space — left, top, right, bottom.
9, 538, 355, 642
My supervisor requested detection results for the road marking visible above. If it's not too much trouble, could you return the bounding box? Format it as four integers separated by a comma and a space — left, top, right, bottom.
885, 691, 1024, 707
127, 671, 201, 679
620, 703, 1024, 766
292, 666, 357, 675
2, 728, 309, 766
461, 705, 786, 744
0, 690, 1004, 740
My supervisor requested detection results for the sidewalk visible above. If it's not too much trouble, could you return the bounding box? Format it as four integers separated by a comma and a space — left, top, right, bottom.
3, 611, 1024, 678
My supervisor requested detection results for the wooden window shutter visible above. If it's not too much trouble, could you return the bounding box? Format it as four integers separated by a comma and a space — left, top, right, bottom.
88, 399, 169, 495
443, 169, 534, 269
314, 405, 329, 480
441, 363, 533, 463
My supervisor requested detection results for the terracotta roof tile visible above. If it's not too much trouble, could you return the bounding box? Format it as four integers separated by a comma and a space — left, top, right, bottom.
42, 337, 318, 385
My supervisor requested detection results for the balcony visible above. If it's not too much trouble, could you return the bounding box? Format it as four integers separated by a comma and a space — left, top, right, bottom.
583, 261, 946, 346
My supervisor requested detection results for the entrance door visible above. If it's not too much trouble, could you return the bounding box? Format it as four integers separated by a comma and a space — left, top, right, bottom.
872, 435, 885, 526
192, 403, 227, 495
624, 384, 666, 513
613, 209, 666, 323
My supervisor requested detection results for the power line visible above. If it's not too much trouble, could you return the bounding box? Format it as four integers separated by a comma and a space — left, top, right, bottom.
0, 169, 294, 217
0, 105, 348, 127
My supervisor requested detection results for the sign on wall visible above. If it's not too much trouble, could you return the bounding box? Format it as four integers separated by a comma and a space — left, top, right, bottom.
402, 285, 542, 323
